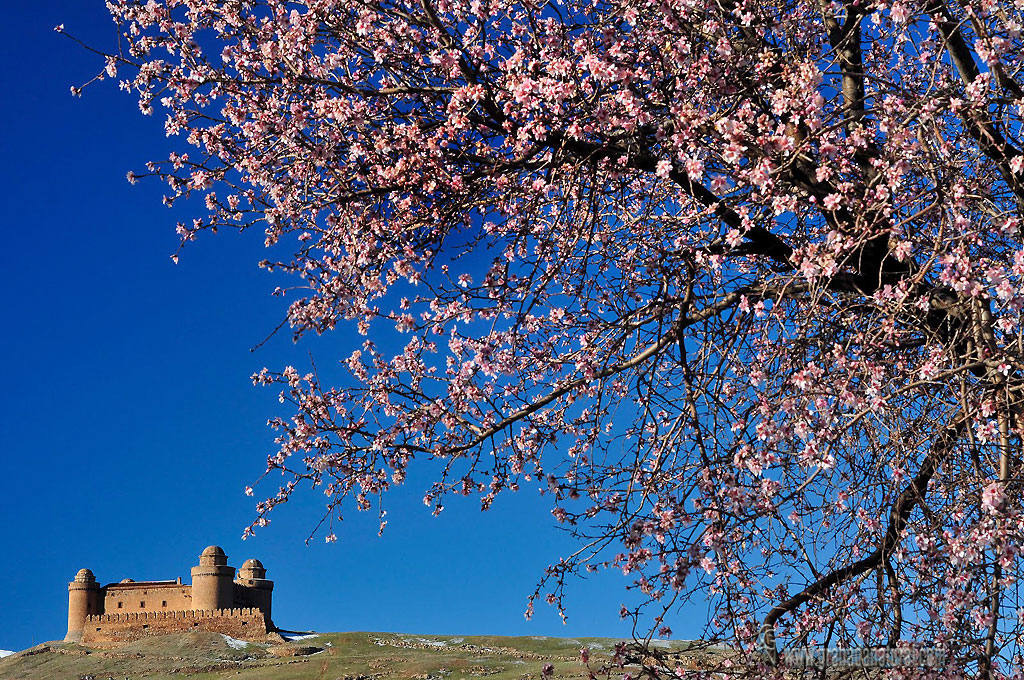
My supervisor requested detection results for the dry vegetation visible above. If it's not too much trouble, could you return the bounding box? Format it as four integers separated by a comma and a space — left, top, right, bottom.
0, 631, 693, 680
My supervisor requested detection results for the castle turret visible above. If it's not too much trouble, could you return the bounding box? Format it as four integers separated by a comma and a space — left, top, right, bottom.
190, 545, 235, 611
66, 568, 100, 642
235, 558, 274, 626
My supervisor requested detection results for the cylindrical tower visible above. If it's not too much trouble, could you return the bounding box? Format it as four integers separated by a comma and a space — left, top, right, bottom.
66, 568, 100, 642
190, 545, 235, 610
236, 558, 274, 626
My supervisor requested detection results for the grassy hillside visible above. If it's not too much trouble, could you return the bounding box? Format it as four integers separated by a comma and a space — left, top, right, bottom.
0, 631, 692, 680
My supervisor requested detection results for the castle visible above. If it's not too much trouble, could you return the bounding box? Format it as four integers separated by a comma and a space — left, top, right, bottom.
66, 546, 275, 644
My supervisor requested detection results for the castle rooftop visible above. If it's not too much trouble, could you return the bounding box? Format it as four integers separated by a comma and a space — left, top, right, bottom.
106, 579, 182, 589
74, 569, 95, 583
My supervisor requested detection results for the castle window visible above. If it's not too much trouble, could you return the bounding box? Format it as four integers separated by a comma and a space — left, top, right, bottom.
117, 602, 123, 609
139, 601, 145, 608
162, 601, 167, 607
142, 624, 149, 629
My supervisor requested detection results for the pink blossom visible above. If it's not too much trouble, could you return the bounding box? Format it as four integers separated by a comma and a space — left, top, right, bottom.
982, 482, 1005, 513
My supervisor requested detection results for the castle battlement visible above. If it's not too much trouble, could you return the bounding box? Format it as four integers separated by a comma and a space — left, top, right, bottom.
85, 606, 262, 622
66, 547, 274, 644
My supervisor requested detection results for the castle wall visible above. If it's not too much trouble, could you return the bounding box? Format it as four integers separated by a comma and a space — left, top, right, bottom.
233, 582, 256, 608
81, 608, 268, 644
232, 582, 273, 623
102, 583, 192, 615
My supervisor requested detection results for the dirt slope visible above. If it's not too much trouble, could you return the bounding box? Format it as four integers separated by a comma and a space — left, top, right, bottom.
0, 631, 680, 680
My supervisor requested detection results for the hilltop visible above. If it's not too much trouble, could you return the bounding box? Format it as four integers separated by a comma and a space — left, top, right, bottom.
0, 631, 702, 680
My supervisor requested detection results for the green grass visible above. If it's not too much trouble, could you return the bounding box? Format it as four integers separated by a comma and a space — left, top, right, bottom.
0, 631, 686, 680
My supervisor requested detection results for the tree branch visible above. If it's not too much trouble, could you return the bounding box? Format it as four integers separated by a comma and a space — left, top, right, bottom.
761, 414, 969, 649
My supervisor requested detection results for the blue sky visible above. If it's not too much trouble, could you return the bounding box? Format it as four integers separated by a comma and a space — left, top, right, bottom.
0, 1, 648, 653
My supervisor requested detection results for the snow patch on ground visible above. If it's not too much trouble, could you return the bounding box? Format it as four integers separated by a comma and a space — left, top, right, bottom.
0, 650, 13, 658
280, 633, 319, 642
220, 634, 249, 650
412, 637, 449, 647
449, 637, 464, 644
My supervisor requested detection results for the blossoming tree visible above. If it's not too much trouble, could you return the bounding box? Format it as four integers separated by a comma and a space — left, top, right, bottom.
72, 0, 1024, 675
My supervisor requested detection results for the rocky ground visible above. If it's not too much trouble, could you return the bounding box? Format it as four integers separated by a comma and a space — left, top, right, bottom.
0, 631, 698, 680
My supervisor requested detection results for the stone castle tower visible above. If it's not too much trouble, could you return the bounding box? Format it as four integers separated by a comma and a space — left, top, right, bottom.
190, 545, 236, 611
66, 568, 102, 639
66, 545, 275, 644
